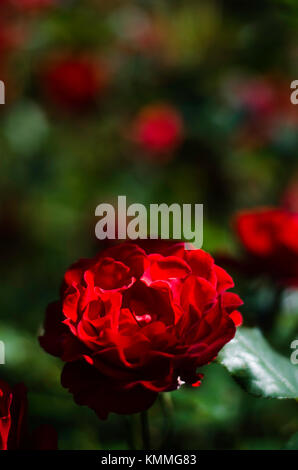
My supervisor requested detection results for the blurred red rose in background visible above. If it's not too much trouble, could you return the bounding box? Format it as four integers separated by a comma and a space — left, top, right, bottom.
0, 21, 26, 57
221, 208, 298, 287
111, 6, 163, 55
282, 177, 298, 213
42, 55, 107, 112
40, 241, 242, 419
0, 0, 54, 57
9, 0, 55, 12
131, 104, 183, 156
224, 76, 298, 148
0, 380, 57, 450
229, 77, 277, 117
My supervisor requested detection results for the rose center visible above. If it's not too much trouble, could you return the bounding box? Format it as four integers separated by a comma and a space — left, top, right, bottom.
135, 314, 152, 326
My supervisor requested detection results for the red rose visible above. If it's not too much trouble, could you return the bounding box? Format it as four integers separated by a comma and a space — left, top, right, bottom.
0, 0, 54, 13
233, 208, 298, 286
40, 241, 242, 420
0, 3, 28, 58
282, 178, 298, 213
43, 55, 106, 111
131, 104, 183, 156
224, 76, 298, 148
10, 0, 55, 11
0, 380, 57, 450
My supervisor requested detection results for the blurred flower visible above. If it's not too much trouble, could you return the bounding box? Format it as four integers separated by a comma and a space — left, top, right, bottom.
0, 1, 49, 61
9, 0, 55, 12
109, 6, 163, 54
0, 0, 55, 56
282, 177, 298, 213
0, 380, 57, 450
131, 104, 184, 157
0, 21, 26, 57
40, 241, 242, 419
225, 77, 276, 117
42, 55, 107, 112
219, 208, 298, 288
223, 76, 298, 148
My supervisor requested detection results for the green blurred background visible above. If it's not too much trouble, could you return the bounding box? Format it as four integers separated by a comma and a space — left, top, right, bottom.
0, 0, 298, 449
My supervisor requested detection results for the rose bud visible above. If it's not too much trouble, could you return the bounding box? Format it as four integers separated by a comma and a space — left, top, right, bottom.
130, 104, 184, 157
42, 55, 107, 112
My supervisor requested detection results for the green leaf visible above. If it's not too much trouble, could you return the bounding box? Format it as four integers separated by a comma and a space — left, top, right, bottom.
4, 100, 49, 156
217, 327, 298, 399
284, 432, 298, 450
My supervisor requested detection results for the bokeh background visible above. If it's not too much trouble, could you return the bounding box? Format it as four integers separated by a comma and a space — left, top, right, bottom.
1, 0, 298, 450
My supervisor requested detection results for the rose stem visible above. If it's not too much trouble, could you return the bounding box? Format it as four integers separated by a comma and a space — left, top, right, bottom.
158, 393, 174, 449
124, 416, 136, 450
140, 410, 151, 450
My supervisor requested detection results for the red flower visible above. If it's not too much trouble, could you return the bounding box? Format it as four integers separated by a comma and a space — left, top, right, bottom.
282, 178, 298, 213
0, 380, 57, 450
229, 208, 298, 286
9, 0, 55, 12
40, 241, 242, 419
224, 76, 298, 148
0, 21, 26, 57
43, 55, 106, 112
131, 104, 183, 155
